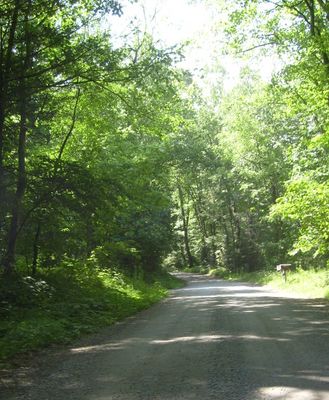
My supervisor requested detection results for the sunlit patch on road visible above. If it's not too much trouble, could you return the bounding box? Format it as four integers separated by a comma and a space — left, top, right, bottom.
4, 274, 328, 400
257, 386, 328, 400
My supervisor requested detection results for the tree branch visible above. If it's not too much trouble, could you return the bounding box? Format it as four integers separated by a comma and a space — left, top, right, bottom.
54, 87, 81, 173
237, 42, 276, 54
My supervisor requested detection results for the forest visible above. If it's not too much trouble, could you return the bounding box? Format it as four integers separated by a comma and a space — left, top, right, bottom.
0, 0, 328, 360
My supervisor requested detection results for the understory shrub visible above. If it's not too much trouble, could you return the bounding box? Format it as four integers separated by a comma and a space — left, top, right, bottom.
0, 265, 183, 363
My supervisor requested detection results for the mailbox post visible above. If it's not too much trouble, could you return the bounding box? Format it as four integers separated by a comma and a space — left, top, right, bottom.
276, 264, 291, 283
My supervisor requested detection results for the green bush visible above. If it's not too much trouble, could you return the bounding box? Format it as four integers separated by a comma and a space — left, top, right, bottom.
0, 275, 54, 307
0, 266, 183, 363
208, 267, 229, 278
182, 266, 206, 274
90, 243, 141, 272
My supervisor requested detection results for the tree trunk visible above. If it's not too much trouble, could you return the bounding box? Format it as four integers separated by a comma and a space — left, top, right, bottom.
178, 185, 194, 267
2, 89, 28, 274
2, 0, 31, 275
0, 0, 20, 186
31, 224, 41, 276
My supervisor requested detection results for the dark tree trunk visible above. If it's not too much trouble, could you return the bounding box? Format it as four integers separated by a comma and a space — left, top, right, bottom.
0, 0, 20, 184
180, 243, 187, 267
2, 88, 28, 274
178, 185, 194, 267
32, 224, 41, 276
2, 0, 31, 275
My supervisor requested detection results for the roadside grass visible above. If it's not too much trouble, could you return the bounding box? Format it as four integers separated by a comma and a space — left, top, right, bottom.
182, 266, 210, 275
182, 265, 329, 300
223, 268, 329, 300
0, 265, 184, 364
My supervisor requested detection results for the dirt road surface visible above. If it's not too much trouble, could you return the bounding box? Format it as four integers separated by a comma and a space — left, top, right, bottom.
1, 274, 329, 400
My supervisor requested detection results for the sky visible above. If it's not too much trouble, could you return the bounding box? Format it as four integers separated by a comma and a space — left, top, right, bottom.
108, 0, 212, 44
106, 0, 280, 92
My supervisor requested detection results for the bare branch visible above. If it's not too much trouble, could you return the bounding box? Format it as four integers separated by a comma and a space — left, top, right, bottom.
237, 42, 276, 54
54, 87, 81, 172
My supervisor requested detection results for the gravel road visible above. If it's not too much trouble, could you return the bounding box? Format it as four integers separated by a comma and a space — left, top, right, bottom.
2, 273, 329, 400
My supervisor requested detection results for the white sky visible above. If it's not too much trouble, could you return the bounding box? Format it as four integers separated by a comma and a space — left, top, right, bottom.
106, 0, 280, 92
108, 0, 212, 45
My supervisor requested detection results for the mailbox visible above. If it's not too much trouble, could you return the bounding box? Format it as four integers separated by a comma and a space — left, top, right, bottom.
276, 264, 292, 282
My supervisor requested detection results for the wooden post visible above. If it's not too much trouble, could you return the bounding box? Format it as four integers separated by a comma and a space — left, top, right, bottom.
276, 264, 291, 283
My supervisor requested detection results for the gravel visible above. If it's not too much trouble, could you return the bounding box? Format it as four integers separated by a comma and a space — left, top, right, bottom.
1, 273, 329, 400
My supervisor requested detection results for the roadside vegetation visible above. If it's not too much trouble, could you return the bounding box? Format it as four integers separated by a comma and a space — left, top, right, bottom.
0, 265, 183, 364
183, 266, 329, 300
1, 0, 329, 366
226, 268, 329, 300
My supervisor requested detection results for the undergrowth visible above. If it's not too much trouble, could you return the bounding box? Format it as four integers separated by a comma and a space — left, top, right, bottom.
182, 265, 329, 300
0, 265, 184, 364
225, 268, 329, 300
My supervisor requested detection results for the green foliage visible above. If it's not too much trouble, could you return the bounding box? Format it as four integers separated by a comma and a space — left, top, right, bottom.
166, 0, 329, 275
0, 0, 183, 277
214, 0, 329, 270
182, 266, 209, 275
167, 79, 294, 273
0, 266, 183, 362
227, 267, 329, 300
271, 177, 329, 258
1, 0, 329, 366
91, 243, 141, 271
0, 1, 187, 366
208, 267, 230, 278
0, 275, 54, 308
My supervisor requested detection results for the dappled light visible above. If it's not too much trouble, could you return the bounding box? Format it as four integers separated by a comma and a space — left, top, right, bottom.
151, 334, 290, 345
4, 274, 327, 400
1, 0, 329, 398
256, 385, 329, 400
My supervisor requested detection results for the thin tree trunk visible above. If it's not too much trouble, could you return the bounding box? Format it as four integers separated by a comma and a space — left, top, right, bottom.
53, 87, 80, 174
2, 0, 31, 275
193, 202, 209, 263
180, 243, 187, 267
15, 88, 81, 238
178, 185, 194, 267
32, 224, 41, 276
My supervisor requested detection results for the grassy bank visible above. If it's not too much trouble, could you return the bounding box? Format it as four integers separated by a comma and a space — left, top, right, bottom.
208, 267, 329, 300
0, 266, 184, 364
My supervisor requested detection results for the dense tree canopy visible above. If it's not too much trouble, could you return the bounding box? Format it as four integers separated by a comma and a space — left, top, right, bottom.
0, 0, 183, 277
0, 0, 328, 283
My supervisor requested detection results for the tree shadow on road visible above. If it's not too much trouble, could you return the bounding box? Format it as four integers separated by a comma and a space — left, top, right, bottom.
1, 277, 329, 400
